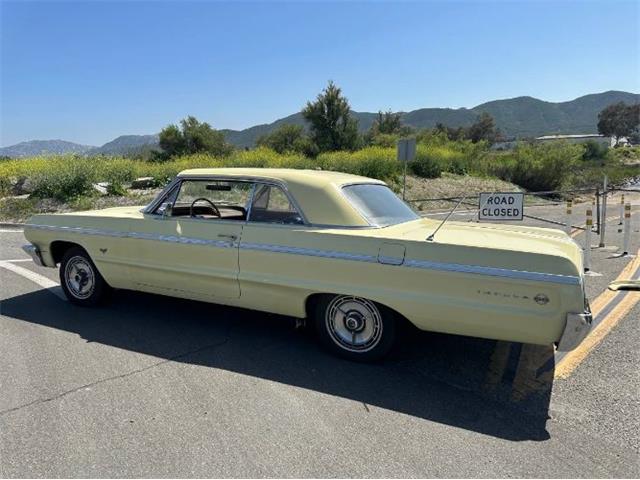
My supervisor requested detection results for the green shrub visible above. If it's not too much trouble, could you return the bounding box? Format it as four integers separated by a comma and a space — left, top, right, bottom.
0, 138, 620, 204
409, 156, 441, 178
582, 140, 609, 162
106, 183, 128, 196
485, 141, 583, 191
29, 157, 97, 201
225, 147, 312, 169
97, 157, 138, 185
368, 133, 400, 148
317, 147, 400, 179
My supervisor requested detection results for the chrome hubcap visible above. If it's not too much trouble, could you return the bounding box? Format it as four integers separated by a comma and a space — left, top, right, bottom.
325, 296, 383, 352
64, 256, 95, 299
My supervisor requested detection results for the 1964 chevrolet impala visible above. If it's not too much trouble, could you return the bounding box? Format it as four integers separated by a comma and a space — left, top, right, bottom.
23, 168, 592, 360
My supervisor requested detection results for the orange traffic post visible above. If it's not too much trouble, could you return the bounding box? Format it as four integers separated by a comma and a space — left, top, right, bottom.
565, 200, 572, 234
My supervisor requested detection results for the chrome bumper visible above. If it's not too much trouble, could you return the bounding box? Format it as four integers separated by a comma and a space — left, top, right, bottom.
557, 307, 593, 351
22, 244, 44, 267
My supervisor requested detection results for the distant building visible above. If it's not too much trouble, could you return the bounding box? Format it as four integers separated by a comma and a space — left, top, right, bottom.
535, 134, 610, 146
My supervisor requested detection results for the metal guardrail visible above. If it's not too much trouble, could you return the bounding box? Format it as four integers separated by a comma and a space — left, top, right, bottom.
406, 183, 638, 239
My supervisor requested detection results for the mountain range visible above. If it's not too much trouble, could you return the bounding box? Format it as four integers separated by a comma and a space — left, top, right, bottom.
2, 90, 638, 158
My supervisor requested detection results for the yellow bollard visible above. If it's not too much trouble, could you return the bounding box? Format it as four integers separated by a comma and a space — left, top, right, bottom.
565, 200, 573, 234
623, 203, 631, 256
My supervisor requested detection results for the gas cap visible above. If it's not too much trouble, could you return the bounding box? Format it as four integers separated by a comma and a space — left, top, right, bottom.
378, 243, 406, 265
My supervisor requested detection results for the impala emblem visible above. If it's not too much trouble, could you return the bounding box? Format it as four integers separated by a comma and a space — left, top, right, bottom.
99, 248, 108, 254
534, 294, 549, 305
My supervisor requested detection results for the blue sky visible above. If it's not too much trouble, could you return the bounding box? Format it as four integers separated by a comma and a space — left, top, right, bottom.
1, 0, 638, 147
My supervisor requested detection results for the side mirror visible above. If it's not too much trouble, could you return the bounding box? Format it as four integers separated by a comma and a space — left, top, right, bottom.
159, 202, 173, 218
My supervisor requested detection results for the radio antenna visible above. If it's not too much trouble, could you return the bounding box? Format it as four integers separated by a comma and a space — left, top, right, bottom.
426, 196, 466, 242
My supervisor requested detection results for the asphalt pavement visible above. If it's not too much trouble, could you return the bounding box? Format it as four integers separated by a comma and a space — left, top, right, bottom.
0, 198, 638, 477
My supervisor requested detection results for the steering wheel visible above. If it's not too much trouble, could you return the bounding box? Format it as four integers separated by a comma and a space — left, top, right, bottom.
189, 197, 221, 218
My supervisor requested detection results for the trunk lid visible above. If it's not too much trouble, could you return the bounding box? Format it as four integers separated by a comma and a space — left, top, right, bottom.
384, 218, 583, 273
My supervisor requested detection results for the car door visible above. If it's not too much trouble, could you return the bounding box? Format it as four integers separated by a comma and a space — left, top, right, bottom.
128, 179, 251, 299
238, 183, 318, 315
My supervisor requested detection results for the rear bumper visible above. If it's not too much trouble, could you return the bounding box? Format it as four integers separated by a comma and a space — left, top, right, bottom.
557, 306, 593, 351
22, 244, 45, 267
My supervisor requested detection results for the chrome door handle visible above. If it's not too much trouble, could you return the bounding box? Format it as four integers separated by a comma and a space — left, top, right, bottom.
217, 234, 238, 240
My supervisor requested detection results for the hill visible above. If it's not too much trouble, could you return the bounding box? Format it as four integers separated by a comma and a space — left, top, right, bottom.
2, 90, 637, 155
220, 90, 639, 147
88, 134, 159, 156
471, 90, 640, 138
0, 140, 94, 158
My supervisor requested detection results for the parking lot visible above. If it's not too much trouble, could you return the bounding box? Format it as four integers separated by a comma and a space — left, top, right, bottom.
1, 196, 639, 477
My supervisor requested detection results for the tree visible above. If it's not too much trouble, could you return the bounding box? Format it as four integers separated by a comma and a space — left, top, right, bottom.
466, 112, 500, 144
366, 110, 414, 146
302, 81, 360, 152
372, 110, 402, 135
158, 116, 232, 159
434, 122, 466, 141
256, 124, 315, 155
581, 139, 608, 162
597, 102, 640, 146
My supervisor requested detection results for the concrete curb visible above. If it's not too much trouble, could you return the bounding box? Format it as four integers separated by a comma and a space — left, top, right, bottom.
0, 222, 25, 229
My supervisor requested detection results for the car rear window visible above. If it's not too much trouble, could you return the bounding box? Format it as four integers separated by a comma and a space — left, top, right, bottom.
342, 184, 419, 227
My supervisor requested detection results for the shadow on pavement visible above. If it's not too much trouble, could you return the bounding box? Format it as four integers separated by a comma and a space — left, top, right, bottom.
1, 288, 554, 441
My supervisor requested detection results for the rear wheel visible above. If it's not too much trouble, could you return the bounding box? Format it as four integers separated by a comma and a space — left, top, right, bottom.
314, 295, 396, 361
59, 247, 110, 306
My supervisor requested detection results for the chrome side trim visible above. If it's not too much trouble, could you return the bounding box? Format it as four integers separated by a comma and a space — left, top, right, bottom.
27, 224, 127, 238
26, 224, 236, 249
404, 258, 581, 285
25, 223, 582, 285
127, 231, 236, 249
240, 242, 378, 263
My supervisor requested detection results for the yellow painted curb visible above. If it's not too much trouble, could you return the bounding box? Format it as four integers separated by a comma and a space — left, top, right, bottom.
555, 251, 640, 379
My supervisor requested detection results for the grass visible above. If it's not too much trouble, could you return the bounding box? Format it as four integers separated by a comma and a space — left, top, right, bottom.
0, 142, 638, 222
0, 191, 159, 223
399, 173, 527, 211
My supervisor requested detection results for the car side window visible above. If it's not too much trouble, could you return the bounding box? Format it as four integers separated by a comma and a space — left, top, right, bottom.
165, 180, 253, 221
249, 184, 304, 225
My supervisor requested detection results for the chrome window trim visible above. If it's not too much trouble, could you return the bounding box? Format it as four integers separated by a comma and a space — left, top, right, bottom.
145, 175, 310, 226
245, 182, 257, 222
246, 182, 305, 225
144, 178, 181, 214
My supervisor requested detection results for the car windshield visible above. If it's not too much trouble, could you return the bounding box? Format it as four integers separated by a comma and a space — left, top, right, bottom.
342, 184, 419, 227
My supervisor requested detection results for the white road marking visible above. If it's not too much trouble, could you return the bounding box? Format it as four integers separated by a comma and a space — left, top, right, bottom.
0, 261, 66, 301
0, 229, 24, 233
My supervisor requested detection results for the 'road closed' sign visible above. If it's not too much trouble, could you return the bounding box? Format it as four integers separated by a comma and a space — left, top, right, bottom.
478, 192, 524, 221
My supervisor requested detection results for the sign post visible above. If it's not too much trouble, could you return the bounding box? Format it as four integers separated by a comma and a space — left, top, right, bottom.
478, 192, 524, 221
397, 138, 416, 200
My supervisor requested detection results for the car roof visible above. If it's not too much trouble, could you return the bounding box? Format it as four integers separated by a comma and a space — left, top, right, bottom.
176, 168, 386, 227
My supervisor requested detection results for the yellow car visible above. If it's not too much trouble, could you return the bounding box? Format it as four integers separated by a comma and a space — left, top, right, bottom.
23, 168, 592, 360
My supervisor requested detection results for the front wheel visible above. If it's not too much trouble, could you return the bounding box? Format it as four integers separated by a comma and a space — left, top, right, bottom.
314, 295, 397, 361
59, 247, 110, 306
